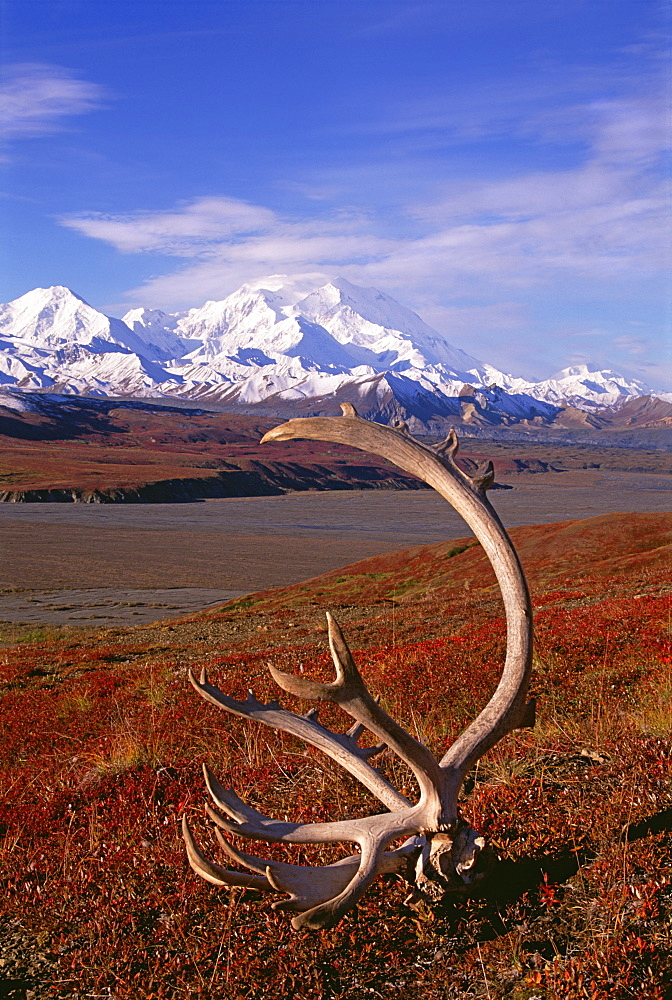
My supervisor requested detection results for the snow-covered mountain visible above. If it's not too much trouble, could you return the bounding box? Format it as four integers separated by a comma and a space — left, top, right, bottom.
0, 278, 667, 430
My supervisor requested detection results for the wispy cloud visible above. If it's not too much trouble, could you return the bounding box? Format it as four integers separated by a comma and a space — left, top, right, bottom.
62, 158, 667, 311
0, 63, 107, 144
63, 197, 277, 254
612, 335, 648, 356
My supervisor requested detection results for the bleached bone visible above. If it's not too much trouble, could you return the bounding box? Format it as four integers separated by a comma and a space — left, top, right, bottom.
182, 405, 534, 929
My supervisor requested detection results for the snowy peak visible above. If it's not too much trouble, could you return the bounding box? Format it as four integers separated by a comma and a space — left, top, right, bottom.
173, 289, 299, 365
166, 277, 484, 377
0, 286, 155, 359
122, 306, 172, 332
550, 364, 645, 391
525, 365, 649, 408
297, 277, 432, 341
292, 277, 482, 373
2, 286, 116, 347
0, 278, 666, 422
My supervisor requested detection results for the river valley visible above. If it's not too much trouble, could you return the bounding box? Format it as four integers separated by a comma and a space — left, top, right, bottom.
0, 467, 669, 625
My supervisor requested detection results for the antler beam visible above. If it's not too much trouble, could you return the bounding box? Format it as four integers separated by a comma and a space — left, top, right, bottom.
182, 405, 534, 929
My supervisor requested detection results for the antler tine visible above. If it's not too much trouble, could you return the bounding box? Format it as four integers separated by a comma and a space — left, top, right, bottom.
181, 815, 273, 892
184, 812, 409, 921
269, 612, 447, 820
184, 805, 418, 929
432, 427, 459, 460
188, 667, 408, 811
344, 694, 387, 756
202, 763, 423, 848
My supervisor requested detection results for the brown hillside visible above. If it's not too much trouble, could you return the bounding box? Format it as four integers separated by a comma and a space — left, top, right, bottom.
1, 402, 670, 500
210, 512, 672, 617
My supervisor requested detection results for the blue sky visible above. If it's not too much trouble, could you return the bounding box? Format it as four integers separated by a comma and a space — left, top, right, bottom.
1, 0, 670, 387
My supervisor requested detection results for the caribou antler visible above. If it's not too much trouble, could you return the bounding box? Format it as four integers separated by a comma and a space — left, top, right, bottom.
182, 405, 534, 929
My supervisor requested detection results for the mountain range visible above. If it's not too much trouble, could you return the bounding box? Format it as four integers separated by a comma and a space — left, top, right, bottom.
0, 278, 670, 433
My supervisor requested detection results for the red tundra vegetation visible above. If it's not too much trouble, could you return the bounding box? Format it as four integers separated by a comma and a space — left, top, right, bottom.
0, 511, 670, 999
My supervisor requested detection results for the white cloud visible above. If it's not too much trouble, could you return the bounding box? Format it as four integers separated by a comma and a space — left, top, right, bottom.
62, 197, 277, 254
402, 94, 669, 280
64, 152, 667, 312
111, 212, 395, 307
590, 97, 669, 167
0, 63, 107, 143
77, 168, 665, 327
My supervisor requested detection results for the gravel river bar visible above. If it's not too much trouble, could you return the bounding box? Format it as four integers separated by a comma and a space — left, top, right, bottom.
1, 469, 669, 625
